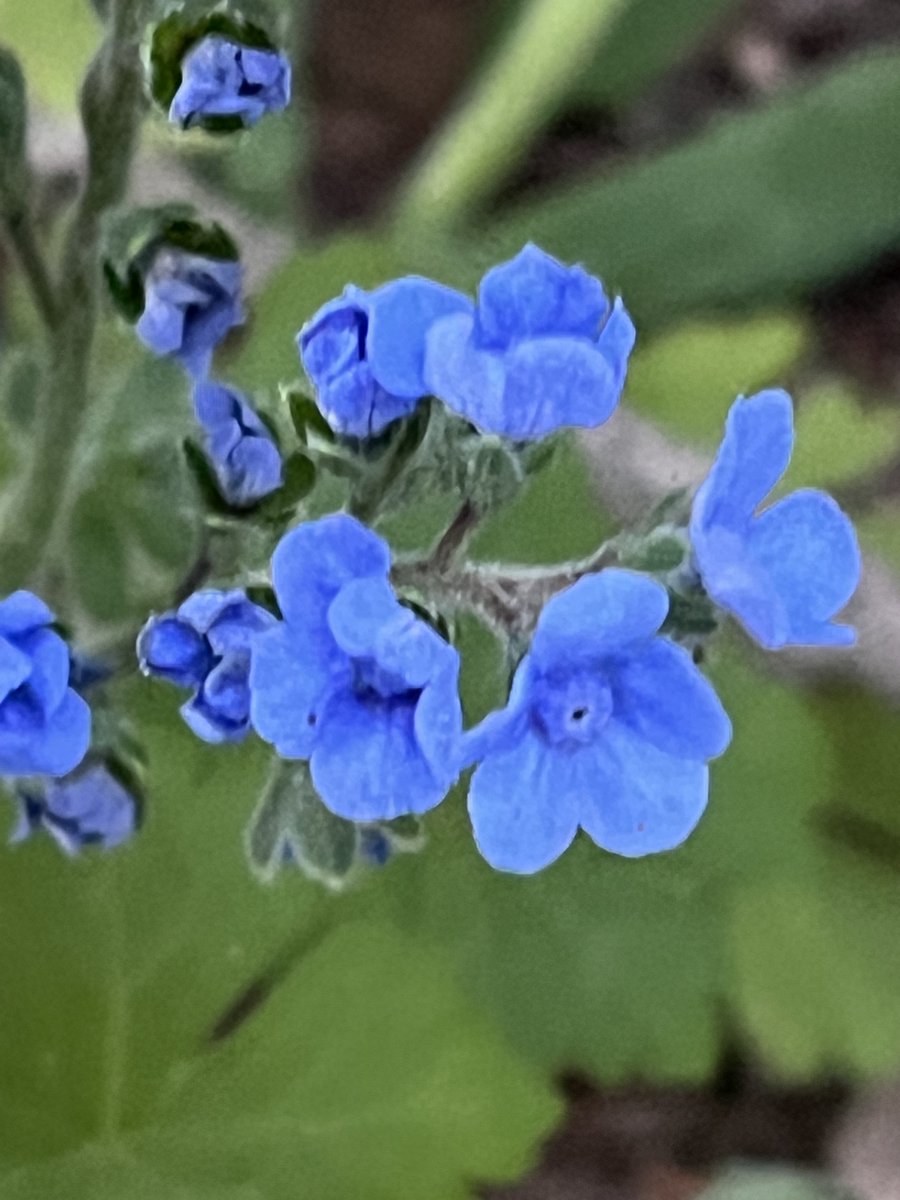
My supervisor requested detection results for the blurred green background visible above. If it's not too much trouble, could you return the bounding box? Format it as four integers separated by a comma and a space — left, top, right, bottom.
2, 0, 900, 1197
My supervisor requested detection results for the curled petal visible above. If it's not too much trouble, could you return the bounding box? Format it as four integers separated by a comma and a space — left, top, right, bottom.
424, 312, 507, 432
501, 336, 619, 439
366, 277, 471, 397
0, 689, 92, 778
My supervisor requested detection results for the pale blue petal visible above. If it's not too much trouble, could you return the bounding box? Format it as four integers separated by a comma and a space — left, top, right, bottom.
745, 488, 861, 647
459, 658, 532, 769
413, 649, 463, 783
531, 570, 669, 670
578, 720, 708, 858
424, 312, 507, 431
366, 277, 471, 396
501, 336, 618, 439
177, 588, 248, 633
137, 616, 211, 686
17, 690, 91, 777
311, 691, 445, 820
16, 628, 71, 713
467, 726, 579, 873
610, 638, 731, 759
689, 526, 790, 648
271, 515, 391, 628
249, 623, 349, 758
597, 298, 636, 386
691, 389, 794, 537
0, 637, 33, 701
0, 591, 53, 635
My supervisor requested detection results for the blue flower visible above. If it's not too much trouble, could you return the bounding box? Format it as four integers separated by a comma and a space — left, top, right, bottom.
138, 590, 276, 743
11, 764, 137, 855
135, 247, 243, 378
0, 591, 91, 779
169, 36, 291, 130
463, 570, 731, 874
298, 278, 470, 438
690, 390, 861, 649
424, 243, 636, 441
193, 380, 283, 507
250, 514, 463, 820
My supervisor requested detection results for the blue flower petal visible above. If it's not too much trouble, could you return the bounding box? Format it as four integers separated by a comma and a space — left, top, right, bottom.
424, 311, 508, 431
177, 588, 251, 633
597, 298, 637, 386
610, 638, 732, 759
578, 721, 709, 857
501, 336, 618, 439
249, 623, 349, 758
475, 244, 608, 346
467, 726, 579, 873
7, 689, 92, 777
413, 651, 463, 782
223, 435, 284, 506
311, 689, 445, 820
691, 389, 794, 538
271, 514, 391, 629
0, 636, 33, 700
137, 616, 211, 687
365, 277, 471, 397
16, 628, 71, 714
459, 658, 532, 769
531, 571, 669, 670
0, 590, 53, 635
744, 488, 861, 647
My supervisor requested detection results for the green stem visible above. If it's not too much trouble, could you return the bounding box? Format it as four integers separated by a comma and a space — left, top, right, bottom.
0, 0, 148, 592
2, 210, 60, 331
395, 0, 629, 230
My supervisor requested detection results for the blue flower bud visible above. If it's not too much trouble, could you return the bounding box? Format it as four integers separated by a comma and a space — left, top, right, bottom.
193, 381, 283, 507
135, 247, 244, 378
298, 279, 470, 438
169, 35, 290, 130
249, 514, 464, 820
11, 764, 138, 855
462, 570, 731, 873
690, 390, 861, 649
0, 591, 91, 779
138, 589, 277, 743
425, 243, 636, 440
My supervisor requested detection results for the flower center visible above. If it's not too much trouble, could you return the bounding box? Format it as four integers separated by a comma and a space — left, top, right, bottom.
530, 670, 613, 747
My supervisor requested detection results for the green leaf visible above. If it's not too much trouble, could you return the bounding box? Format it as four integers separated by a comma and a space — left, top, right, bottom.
0, 46, 27, 208
699, 1166, 856, 1200
625, 313, 810, 440
781, 380, 900, 492
577, 0, 742, 108
0, 0, 100, 112
475, 50, 900, 328
0, 683, 559, 1194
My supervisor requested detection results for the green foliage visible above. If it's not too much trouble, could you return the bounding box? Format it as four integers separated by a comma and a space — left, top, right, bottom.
0, 46, 27, 209
0, 0, 99, 112
0, 684, 560, 1194
782, 380, 900, 492
473, 50, 900, 328
626, 313, 810, 440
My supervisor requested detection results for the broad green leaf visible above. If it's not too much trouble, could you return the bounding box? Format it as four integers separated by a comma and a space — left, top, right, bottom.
474, 50, 900, 328
0, 684, 559, 1193
625, 313, 810, 440
0, 0, 100, 112
782, 381, 900, 492
700, 1166, 856, 1200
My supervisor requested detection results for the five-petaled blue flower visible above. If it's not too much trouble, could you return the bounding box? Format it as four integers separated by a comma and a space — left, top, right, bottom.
691, 390, 861, 649
170, 36, 291, 130
0, 591, 91, 779
250, 514, 463, 820
11, 764, 137, 855
138, 590, 276, 743
298, 279, 470, 438
136, 247, 244, 378
463, 570, 731, 874
424, 243, 636, 441
194, 380, 283, 507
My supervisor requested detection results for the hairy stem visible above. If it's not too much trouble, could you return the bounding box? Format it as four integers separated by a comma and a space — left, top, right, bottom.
2, 210, 60, 331
0, 0, 148, 592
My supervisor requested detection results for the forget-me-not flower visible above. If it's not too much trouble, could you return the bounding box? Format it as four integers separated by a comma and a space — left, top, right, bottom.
424, 243, 636, 441
11, 764, 137, 855
690, 390, 861, 649
138, 590, 276, 743
136, 247, 244, 378
0, 591, 91, 779
463, 570, 731, 874
250, 514, 463, 820
194, 381, 283, 507
170, 36, 291, 130
298, 279, 470, 438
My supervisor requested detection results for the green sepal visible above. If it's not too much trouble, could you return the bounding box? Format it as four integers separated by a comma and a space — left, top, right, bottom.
615, 526, 689, 573
148, 0, 280, 118
255, 450, 316, 521
285, 386, 336, 446
101, 203, 239, 323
